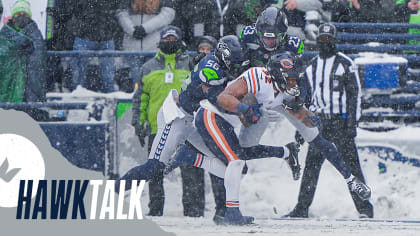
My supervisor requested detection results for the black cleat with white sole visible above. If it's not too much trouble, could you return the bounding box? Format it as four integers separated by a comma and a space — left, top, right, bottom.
348, 177, 372, 201
285, 142, 301, 181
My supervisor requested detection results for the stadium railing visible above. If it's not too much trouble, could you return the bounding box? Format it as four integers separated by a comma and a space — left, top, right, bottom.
0, 101, 118, 178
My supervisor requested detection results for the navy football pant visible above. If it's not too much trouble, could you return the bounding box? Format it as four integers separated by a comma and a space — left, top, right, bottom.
195, 108, 286, 164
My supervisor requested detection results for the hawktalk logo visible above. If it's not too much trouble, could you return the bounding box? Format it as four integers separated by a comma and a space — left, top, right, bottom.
0, 134, 45, 208
0, 158, 21, 183
0, 134, 146, 220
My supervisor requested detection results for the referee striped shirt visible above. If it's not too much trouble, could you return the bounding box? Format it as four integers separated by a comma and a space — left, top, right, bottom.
304, 52, 362, 127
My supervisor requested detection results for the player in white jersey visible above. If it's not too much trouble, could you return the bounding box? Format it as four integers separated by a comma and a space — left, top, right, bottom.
195, 52, 372, 225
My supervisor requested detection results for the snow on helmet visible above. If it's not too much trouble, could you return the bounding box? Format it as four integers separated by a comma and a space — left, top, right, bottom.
255, 7, 288, 51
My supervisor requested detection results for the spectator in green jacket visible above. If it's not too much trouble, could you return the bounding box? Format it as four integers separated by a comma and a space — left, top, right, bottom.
0, 0, 47, 120
131, 25, 191, 216
394, 0, 420, 53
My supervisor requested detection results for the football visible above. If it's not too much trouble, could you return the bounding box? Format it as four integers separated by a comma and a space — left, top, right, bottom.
238, 93, 258, 127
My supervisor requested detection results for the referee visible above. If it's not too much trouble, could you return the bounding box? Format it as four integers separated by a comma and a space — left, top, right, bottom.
285, 23, 374, 218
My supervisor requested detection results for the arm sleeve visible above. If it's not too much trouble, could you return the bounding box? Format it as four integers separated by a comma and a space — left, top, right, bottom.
394, 0, 412, 23
296, 0, 322, 12
131, 84, 142, 125
132, 64, 150, 125
142, 7, 176, 34
138, 66, 151, 125
299, 73, 312, 108
116, 9, 135, 36
344, 63, 361, 128
140, 90, 150, 125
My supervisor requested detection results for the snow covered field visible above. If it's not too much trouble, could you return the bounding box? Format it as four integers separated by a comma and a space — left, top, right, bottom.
152, 217, 420, 236
118, 118, 420, 236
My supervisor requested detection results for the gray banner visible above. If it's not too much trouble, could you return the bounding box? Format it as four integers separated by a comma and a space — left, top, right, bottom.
0, 109, 175, 236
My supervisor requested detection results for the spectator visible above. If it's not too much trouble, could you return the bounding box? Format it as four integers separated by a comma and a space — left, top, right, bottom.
285, 23, 374, 218
190, 35, 218, 66
45, 0, 77, 92
283, 0, 322, 40
173, 0, 245, 48
70, 0, 119, 93
326, 0, 353, 22
117, 0, 175, 89
0, 0, 47, 120
394, 0, 420, 51
131, 26, 191, 216
329, 0, 382, 23
350, 0, 382, 23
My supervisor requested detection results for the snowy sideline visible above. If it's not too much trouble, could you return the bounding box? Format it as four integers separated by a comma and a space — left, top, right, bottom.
118, 118, 420, 235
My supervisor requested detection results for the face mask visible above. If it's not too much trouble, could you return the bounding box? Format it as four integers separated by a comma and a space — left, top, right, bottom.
159, 41, 179, 54
227, 59, 250, 79
317, 42, 337, 58
13, 15, 31, 29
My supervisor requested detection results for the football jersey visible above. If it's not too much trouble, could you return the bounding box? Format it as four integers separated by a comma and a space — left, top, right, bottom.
201, 67, 286, 128
178, 53, 226, 115
240, 25, 304, 66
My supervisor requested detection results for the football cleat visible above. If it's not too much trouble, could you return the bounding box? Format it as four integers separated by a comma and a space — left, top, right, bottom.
213, 214, 225, 225
283, 206, 309, 218
224, 207, 254, 225
285, 142, 301, 180
163, 144, 197, 175
348, 177, 372, 201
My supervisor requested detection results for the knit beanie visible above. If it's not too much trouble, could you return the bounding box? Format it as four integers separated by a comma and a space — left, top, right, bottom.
11, 0, 32, 18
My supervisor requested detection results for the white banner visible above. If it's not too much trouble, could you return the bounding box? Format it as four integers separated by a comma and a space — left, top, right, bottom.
1, 0, 48, 39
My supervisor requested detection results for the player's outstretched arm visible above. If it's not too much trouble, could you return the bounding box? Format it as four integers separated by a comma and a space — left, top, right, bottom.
217, 78, 248, 113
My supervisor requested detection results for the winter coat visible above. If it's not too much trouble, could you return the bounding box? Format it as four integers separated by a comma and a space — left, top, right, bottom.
394, 0, 420, 50
21, 22, 47, 103
173, 0, 246, 47
0, 21, 46, 103
117, 0, 175, 52
70, 0, 119, 42
46, 0, 78, 50
394, 0, 419, 23
279, 0, 323, 29
329, 0, 382, 23
282, 0, 323, 40
132, 50, 191, 134
0, 24, 32, 102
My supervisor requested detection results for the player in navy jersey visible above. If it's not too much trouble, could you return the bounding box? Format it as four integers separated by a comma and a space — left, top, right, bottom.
240, 6, 304, 67
116, 35, 246, 186
115, 36, 251, 220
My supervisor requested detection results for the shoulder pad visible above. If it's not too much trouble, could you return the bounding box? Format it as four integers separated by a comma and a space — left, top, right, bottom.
285, 35, 304, 55
240, 25, 258, 43
193, 55, 226, 86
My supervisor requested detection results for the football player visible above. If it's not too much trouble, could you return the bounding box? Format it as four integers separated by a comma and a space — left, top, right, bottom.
116, 36, 299, 224
194, 52, 372, 225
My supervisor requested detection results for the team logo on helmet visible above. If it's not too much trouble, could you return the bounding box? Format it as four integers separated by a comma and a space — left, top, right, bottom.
280, 58, 293, 69
217, 42, 231, 58
323, 25, 331, 33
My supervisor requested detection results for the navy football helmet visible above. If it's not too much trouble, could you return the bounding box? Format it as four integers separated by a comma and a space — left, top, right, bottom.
255, 7, 288, 51
267, 52, 300, 93
216, 35, 250, 78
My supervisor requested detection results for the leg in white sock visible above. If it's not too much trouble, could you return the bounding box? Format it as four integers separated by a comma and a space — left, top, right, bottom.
224, 160, 245, 207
